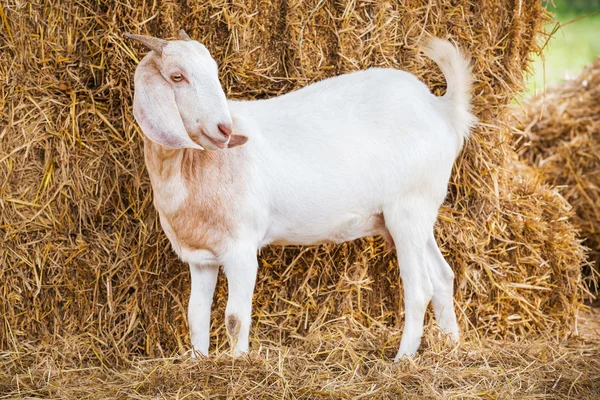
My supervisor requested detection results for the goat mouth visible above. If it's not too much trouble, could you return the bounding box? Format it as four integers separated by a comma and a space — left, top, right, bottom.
195, 130, 228, 149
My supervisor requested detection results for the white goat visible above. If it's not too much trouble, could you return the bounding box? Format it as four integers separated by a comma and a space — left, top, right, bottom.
124, 29, 476, 361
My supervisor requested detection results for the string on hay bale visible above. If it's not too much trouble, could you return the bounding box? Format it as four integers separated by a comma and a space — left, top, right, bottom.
513, 58, 600, 295
0, 0, 585, 362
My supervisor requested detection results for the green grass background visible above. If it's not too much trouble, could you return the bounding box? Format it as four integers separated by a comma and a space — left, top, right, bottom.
526, 0, 600, 97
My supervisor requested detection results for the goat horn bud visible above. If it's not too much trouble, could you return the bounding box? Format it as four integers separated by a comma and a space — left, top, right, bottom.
178, 29, 192, 41
123, 33, 168, 56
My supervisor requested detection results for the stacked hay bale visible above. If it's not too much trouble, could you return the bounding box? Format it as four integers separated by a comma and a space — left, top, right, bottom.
0, 0, 585, 360
514, 58, 600, 294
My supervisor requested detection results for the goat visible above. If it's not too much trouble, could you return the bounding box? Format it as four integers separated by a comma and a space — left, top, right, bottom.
124, 29, 476, 361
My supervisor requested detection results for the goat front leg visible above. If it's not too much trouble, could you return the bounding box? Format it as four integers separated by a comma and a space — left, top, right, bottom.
221, 246, 259, 357
188, 262, 219, 357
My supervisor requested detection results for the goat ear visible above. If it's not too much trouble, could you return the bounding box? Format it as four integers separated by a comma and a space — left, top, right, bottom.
132, 59, 203, 150
227, 134, 248, 148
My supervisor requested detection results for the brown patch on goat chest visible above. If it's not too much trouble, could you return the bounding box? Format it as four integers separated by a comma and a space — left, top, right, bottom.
144, 139, 240, 253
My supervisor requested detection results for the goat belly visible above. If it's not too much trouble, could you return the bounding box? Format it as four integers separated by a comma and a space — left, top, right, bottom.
267, 212, 390, 246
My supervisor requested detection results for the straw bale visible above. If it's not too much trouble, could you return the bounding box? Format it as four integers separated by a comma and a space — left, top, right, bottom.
0, 0, 586, 368
513, 58, 600, 292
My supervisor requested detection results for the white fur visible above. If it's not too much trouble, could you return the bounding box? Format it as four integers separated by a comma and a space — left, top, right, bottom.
129, 35, 475, 361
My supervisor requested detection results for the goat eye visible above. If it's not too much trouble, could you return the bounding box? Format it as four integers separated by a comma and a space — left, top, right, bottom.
172, 74, 183, 82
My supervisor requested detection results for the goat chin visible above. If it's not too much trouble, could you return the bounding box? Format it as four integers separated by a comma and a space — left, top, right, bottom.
130, 35, 474, 361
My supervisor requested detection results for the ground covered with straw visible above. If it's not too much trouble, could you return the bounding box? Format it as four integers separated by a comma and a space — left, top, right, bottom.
514, 57, 600, 290
2, 328, 599, 399
0, 0, 597, 397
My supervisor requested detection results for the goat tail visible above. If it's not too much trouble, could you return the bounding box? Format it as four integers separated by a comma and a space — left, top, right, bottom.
421, 37, 477, 144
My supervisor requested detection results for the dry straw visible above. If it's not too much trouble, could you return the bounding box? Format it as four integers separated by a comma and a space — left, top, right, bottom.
1, 331, 599, 398
0, 0, 593, 396
513, 58, 600, 293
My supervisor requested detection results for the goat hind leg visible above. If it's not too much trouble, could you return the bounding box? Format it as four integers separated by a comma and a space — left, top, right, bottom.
425, 234, 459, 342
385, 204, 434, 360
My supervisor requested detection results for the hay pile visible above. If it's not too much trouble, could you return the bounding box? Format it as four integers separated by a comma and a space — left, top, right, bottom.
514, 58, 600, 292
0, 0, 588, 388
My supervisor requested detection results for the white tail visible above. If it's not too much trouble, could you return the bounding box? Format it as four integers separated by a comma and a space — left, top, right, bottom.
421, 38, 477, 145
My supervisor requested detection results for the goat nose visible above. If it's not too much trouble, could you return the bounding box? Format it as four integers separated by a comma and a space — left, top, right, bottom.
217, 123, 232, 139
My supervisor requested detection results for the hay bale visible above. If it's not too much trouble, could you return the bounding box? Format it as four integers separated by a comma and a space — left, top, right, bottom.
0, 0, 585, 361
513, 58, 600, 293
